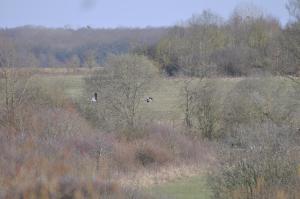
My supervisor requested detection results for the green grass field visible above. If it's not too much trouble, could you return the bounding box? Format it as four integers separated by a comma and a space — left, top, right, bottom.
33, 75, 299, 129
34, 75, 240, 122
34, 75, 85, 98
149, 176, 212, 199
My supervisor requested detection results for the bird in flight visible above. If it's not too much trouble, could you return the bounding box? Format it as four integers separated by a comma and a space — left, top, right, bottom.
145, 96, 153, 103
91, 92, 97, 102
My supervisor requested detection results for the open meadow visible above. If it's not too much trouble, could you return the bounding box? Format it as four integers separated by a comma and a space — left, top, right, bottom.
35, 74, 242, 121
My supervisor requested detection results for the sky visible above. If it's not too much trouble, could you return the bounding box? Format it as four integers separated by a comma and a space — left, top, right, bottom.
0, 0, 291, 28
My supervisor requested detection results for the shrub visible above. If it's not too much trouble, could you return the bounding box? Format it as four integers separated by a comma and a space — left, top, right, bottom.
209, 123, 300, 199
4, 177, 126, 199
84, 54, 158, 134
223, 77, 300, 135
135, 142, 172, 167
181, 80, 223, 140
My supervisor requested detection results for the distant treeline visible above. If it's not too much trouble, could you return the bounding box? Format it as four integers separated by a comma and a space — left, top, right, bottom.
0, 4, 299, 77
0, 26, 168, 68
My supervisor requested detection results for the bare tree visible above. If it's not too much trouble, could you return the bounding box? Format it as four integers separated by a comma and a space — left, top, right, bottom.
85, 54, 158, 133
0, 38, 34, 131
181, 79, 221, 139
280, 0, 300, 93
182, 79, 195, 128
287, 0, 300, 21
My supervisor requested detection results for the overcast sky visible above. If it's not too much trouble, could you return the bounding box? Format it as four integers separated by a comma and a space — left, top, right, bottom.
0, 0, 291, 28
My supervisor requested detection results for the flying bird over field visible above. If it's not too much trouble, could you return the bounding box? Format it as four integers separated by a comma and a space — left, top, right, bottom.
145, 97, 153, 103
91, 92, 97, 102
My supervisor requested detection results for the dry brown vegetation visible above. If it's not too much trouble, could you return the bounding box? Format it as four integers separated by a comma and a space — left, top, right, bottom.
0, 68, 216, 198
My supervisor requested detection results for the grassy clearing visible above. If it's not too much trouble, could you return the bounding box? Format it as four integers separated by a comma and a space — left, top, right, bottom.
149, 176, 212, 199
30, 75, 297, 127
33, 75, 241, 122
33, 74, 85, 98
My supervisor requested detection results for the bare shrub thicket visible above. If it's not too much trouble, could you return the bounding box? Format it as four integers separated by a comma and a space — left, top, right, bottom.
0, 69, 34, 131
0, 38, 38, 133
0, 70, 121, 198
4, 174, 152, 199
209, 77, 300, 199
0, 70, 82, 137
182, 80, 222, 140
144, 123, 215, 164
109, 123, 213, 174
223, 77, 300, 137
83, 54, 158, 135
209, 123, 300, 199
0, 116, 211, 198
